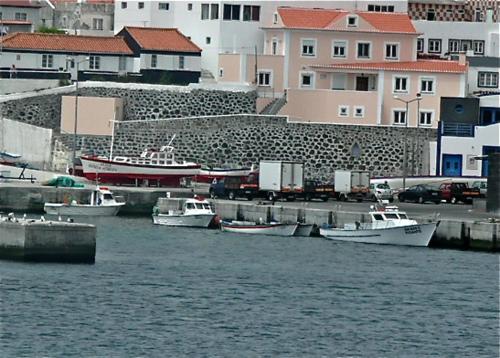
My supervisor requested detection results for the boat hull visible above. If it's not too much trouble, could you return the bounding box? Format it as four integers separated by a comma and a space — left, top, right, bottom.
221, 222, 298, 236
80, 156, 201, 186
294, 224, 314, 237
195, 168, 252, 184
152, 214, 215, 228
44, 203, 123, 216
319, 223, 437, 247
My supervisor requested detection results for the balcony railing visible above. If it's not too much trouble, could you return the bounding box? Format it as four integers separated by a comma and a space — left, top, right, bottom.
441, 122, 475, 137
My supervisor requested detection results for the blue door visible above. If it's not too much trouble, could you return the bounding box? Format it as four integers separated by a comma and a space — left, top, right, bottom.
442, 154, 462, 177
482, 146, 500, 177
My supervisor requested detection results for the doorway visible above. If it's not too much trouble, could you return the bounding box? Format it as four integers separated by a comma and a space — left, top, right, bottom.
355, 76, 369, 91
442, 154, 462, 177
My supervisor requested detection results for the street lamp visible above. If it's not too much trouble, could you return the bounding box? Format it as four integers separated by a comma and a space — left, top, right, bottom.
66, 56, 90, 174
393, 93, 422, 191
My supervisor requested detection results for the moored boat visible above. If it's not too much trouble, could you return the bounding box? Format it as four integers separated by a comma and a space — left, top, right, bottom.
152, 196, 216, 228
195, 165, 253, 184
44, 186, 125, 216
220, 220, 298, 236
319, 204, 438, 247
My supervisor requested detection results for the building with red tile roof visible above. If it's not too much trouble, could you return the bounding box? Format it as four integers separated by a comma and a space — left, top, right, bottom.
0, 27, 202, 85
219, 6, 468, 128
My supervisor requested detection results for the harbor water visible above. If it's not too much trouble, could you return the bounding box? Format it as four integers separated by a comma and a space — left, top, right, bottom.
1, 216, 498, 357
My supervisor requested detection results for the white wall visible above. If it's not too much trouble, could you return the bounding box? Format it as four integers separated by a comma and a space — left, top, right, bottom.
440, 123, 500, 176
413, 20, 500, 57
0, 79, 61, 95
140, 53, 201, 71
469, 66, 500, 93
0, 118, 53, 169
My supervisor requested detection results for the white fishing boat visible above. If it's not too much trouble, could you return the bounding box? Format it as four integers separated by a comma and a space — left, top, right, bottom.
221, 220, 298, 236
44, 186, 125, 216
195, 165, 253, 184
152, 196, 216, 228
319, 204, 438, 247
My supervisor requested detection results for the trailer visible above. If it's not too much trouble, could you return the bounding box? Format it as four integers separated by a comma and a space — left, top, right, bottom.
259, 161, 304, 201
334, 170, 370, 202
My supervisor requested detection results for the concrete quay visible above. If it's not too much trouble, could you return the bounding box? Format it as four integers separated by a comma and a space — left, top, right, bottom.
0, 217, 96, 263
157, 198, 500, 252
0, 183, 207, 215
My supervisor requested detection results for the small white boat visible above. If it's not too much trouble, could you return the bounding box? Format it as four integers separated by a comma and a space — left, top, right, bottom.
152, 196, 216, 227
221, 220, 298, 236
319, 204, 437, 247
44, 186, 125, 216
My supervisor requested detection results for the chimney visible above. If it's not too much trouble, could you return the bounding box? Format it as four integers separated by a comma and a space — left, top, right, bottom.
458, 52, 467, 65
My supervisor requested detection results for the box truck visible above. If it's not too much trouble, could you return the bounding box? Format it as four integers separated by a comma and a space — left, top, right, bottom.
334, 170, 370, 202
259, 161, 304, 201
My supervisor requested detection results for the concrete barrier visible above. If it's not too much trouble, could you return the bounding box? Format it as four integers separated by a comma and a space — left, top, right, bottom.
270, 206, 300, 224
214, 201, 239, 221
0, 219, 96, 263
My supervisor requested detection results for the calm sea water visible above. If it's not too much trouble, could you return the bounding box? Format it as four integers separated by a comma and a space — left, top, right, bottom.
1, 216, 498, 357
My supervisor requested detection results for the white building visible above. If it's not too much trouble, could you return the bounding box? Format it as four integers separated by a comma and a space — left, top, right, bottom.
114, 0, 408, 77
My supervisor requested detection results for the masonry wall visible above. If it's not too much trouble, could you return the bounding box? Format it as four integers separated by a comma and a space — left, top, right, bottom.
59, 115, 436, 179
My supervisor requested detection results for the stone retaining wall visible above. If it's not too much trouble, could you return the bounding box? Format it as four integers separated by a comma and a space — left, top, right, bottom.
59, 115, 436, 179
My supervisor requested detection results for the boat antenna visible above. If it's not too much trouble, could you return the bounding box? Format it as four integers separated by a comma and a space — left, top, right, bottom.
166, 134, 176, 147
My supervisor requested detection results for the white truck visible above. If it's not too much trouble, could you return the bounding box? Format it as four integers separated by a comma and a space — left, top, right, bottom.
334, 170, 371, 202
259, 160, 304, 201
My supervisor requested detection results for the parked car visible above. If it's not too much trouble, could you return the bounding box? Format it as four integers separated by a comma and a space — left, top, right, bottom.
398, 184, 441, 204
369, 182, 394, 202
472, 181, 487, 198
438, 182, 481, 204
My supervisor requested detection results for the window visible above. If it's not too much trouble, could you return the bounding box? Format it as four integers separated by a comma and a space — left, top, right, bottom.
92, 18, 103, 30
210, 4, 219, 19
460, 40, 471, 52
206, 37, 211, 44
393, 76, 408, 93
420, 77, 435, 93
121, 1, 127, 9
223, 4, 240, 20
393, 110, 407, 125
332, 40, 347, 58
15, 12, 27, 21
187, 3, 192, 11
119, 57, 126, 71
16, 54, 21, 61
138, 2, 144, 9
272, 39, 278, 55
273, 12, 278, 24
201, 3, 209, 19
338, 105, 349, 117
219, 68, 224, 77
357, 42, 371, 58
419, 111, 433, 126
427, 8, 435, 21
354, 106, 365, 118
417, 38, 424, 53
41, 54, 53, 68
449, 39, 460, 53
385, 43, 398, 60
158, 2, 169, 10
473, 40, 484, 55
151, 54, 157, 68
428, 39, 441, 53
300, 72, 314, 88
243, 5, 260, 21
475, 8, 483, 21
478, 72, 498, 88
258, 71, 271, 86
368, 4, 394, 12
301, 39, 316, 57
347, 15, 358, 27
89, 56, 100, 70
179, 56, 185, 69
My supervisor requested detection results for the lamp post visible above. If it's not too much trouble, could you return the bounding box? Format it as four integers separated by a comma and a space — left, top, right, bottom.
393, 93, 422, 191
67, 56, 89, 174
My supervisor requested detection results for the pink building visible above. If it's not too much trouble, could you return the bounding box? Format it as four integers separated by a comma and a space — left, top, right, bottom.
218, 7, 468, 128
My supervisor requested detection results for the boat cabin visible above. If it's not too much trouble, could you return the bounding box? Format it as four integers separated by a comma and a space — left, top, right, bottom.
369, 205, 410, 222
90, 187, 119, 206
183, 197, 213, 214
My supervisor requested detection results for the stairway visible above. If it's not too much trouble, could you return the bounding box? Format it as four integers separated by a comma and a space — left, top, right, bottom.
260, 96, 287, 115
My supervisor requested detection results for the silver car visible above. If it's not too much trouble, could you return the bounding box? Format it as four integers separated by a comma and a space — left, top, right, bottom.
369, 183, 394, 202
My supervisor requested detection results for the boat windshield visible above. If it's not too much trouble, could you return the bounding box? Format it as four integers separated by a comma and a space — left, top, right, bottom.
186, 203, 195, 209
384, 213, 399, 219
373, 214, 384, 221
195, 203, 204, 209
103, 194, 113, 200
203, 203, 211, 210
399, 213, 408, 219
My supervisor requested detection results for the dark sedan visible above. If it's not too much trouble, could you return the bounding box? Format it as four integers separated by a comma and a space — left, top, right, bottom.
398, 184, 441, 204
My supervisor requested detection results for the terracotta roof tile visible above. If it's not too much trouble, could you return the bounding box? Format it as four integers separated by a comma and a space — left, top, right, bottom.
0, 32, 133, 55
311, 60, 467, 73
277, 7, 416, 34
0, 19, 32, 25
0, 0, 43, 8
122, 27, 202, 53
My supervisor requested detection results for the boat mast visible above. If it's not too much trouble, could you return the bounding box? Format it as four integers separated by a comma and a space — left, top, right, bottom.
109, 120, 115, 160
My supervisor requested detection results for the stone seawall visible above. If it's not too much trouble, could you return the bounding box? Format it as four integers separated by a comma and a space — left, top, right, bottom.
59, 115, 436, 179
0, 83, 257, 129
